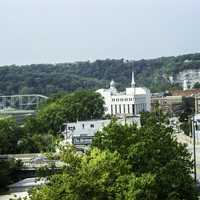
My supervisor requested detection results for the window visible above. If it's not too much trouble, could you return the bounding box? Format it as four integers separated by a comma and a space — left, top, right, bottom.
128, 104, 130, 113
119, 104, 121, 113
141, 104, 144, 111
135, 104, 138, 114
111, 105, 113, 115
82, 124, 85, 129
123, 104, 126, 113
90, 124, 94, 128
68, 126, 75, 130
132, 104, 135, 115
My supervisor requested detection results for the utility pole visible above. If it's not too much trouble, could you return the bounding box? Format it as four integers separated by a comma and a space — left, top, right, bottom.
192, 116, 197, 183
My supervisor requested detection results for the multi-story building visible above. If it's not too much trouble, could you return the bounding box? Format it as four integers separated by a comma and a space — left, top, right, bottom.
96, 72, 151, 116
62, 117, 141, 152
151, 95, 184, 115
151, 90, 198, 116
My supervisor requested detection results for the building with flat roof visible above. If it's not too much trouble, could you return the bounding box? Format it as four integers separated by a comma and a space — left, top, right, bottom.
170, 89, 200, 97
0, 178, 46, 200
151, 95, 184, 115
96, 71, 151, 116
62, 117, 141, 152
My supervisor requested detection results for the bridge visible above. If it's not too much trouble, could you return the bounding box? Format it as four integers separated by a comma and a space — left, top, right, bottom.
1, 154, 64, 179
0, 94, 48, 112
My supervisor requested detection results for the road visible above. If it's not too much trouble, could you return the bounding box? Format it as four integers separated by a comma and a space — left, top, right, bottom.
177, 133, 200, 181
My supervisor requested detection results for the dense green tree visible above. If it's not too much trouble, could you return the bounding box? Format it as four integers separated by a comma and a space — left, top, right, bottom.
37, 102, 65, 134
0, 118, 21, 154
92, 112, 198, 199
16, 116, 59, 153
0, 158, 22, 192
0, 53, 200, 95
139, 109, 169, 127
0, 116, 58, 154
17, 133, 57, 153
37, 91, 104, 133
0, 91, 104, 155
59, 91, 105, 121
92, 120, 138, 156
23, 117, 47, 135
22, 111, 198, 200
193, 82, 200, 89
179, 112, 191, 136
27, 148, 158, 200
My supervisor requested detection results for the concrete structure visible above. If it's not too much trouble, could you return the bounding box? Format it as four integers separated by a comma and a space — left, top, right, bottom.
0, 178, 46, 200
0, 94, 48, 123
170, 89, 200, 97
151, 95, 184, 115
62, 117, 141, 152
4, 153, 65, 169
8, 178, 46, 193
96, 71, 151, 116
0, 94, 48, 110
170, 89, 200, 114
151, 89, 200, 115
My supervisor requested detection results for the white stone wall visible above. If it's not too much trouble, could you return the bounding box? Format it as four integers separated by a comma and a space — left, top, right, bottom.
97, 87, 151, 116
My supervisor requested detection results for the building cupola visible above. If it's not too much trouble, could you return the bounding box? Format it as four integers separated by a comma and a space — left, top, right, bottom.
110, 79, 116, 89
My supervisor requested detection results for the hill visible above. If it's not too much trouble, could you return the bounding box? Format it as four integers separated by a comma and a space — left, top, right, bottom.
1, 53, 200, 95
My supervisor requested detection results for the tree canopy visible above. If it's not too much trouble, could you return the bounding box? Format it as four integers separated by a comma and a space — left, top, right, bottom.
0, 158, 22, 192
0, 118, 21, 154
37, 91, 105, 133
193, 82, 200, 89
25, 111, 198, 200
0, 91, 104, 154
1, 53, 200, 95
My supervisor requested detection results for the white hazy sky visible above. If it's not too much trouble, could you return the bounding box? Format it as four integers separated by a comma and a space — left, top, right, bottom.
0, 0, 200, 65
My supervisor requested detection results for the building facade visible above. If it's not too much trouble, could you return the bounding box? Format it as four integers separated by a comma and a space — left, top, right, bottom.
151, 95, 184, 115
195, 94, 200, 114
96, 72, 151, 116
62, 117, 141, 151
151, 90, 196, 116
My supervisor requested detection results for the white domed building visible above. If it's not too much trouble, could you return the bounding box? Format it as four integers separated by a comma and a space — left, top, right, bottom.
96, 71, 151, 116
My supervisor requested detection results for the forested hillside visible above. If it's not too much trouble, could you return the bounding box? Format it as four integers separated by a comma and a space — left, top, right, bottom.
1, 53, 200, 95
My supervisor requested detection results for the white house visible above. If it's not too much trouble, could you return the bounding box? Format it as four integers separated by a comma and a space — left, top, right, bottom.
96, 71, 151, 116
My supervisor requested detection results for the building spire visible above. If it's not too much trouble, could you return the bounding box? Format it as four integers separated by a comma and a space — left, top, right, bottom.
131, 70, 135, 88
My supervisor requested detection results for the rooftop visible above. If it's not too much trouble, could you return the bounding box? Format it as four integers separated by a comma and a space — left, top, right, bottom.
9, 177, 46, 189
